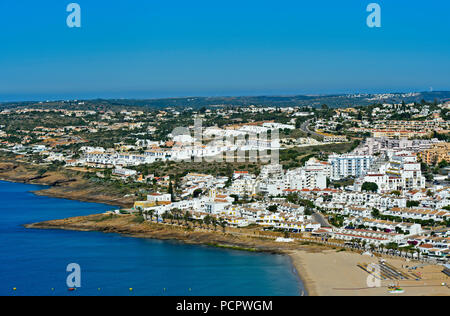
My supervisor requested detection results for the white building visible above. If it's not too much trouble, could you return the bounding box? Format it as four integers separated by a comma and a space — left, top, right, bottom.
113, 168, 137, 178
305, 158, 332, 179
328, 154, 374, 180
258, 164, 326, 196
356, 153, 426, 192
147, 193, 172, 203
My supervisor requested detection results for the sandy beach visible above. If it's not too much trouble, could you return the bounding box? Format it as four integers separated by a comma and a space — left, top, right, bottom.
26, 212, 450, 296
289, 249, 450, 296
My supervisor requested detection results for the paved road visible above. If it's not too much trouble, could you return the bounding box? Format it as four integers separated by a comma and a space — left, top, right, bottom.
299, 119, 323, 138
312, 211, 332, 228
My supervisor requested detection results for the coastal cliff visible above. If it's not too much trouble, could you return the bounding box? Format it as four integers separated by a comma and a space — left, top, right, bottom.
25, 214, 312, 254
0, 161, 134, 208
25, 214, 450, 296
25, 213, 321, 295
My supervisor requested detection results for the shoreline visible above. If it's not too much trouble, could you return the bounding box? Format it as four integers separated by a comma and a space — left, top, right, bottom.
1, 173, 313, 295
23, 212, 450, 297
0, 160, 134, 208
0, 177, 129, 208
288, 249, 450, 296
2, 176, 448, 296
285, 252, 310, 296
24, 212, 317, 295
0, 174, 307, 293
287, 251, 317, 296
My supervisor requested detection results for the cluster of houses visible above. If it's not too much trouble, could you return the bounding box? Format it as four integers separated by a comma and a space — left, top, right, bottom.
127, 155, 449, 260
1, 106, 449, 262
133, 189, 320, 232
67, 121, 289, 167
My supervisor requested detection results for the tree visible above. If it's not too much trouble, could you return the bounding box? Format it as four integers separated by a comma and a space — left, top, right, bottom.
357, 111, 363, 121
193, 188, 203, 198
168, 181, 175, 201
204, 215, 212, 229
267, 205, 278, 213
171, 208, 182, 225
438, 160, 448, 168
219, 218, 227, 233
162, 211, 170, 223
361, 182, 378, 193
371, 208, 380, 218
148, 210, 155, 222
184, 211, 191, 225
406, 200, 420, 208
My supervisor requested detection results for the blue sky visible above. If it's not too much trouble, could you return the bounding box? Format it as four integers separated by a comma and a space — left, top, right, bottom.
0, 0, 449, 101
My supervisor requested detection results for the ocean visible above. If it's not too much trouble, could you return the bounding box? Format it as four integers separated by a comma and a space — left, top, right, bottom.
0, 181, 302, 296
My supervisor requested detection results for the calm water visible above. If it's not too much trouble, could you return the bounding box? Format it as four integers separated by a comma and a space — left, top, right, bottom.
0, 181, 302, 296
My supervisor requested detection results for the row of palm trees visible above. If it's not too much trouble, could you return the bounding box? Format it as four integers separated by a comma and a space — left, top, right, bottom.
346, 238, 423, 260
140, 208, 228, 232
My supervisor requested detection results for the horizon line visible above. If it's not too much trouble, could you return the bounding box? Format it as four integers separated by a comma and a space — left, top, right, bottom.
0, 90, 447, 104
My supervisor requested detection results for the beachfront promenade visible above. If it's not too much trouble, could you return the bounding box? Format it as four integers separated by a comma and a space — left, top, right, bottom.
143, 217, 445, 265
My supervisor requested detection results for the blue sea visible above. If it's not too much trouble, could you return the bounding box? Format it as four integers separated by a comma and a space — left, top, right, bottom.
0, 181, 302, 296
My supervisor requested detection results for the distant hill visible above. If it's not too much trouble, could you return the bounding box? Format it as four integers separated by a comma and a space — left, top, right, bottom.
1, 91, 450, 111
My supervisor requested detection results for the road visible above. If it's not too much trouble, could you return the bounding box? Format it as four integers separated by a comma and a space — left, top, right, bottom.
299, 119, 323, 138
311, 211, 332, 228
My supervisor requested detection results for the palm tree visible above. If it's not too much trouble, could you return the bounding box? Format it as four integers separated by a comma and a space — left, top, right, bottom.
219, 218, 227, 233
184, 211, 191, 226
416, 249, 421, 260
150, 210, 155, 222
162, 211, 170, 224
169, 209, 176, 223
171, 208, 182, 225
204, 215, 211, 230
177, 209, 184, 225
361, 240, 367, 250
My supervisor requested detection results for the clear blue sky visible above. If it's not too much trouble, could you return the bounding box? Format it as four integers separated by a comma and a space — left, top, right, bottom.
0, 0, 449, 101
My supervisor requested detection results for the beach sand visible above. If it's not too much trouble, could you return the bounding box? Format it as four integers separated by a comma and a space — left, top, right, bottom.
289, 249, 450, 296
